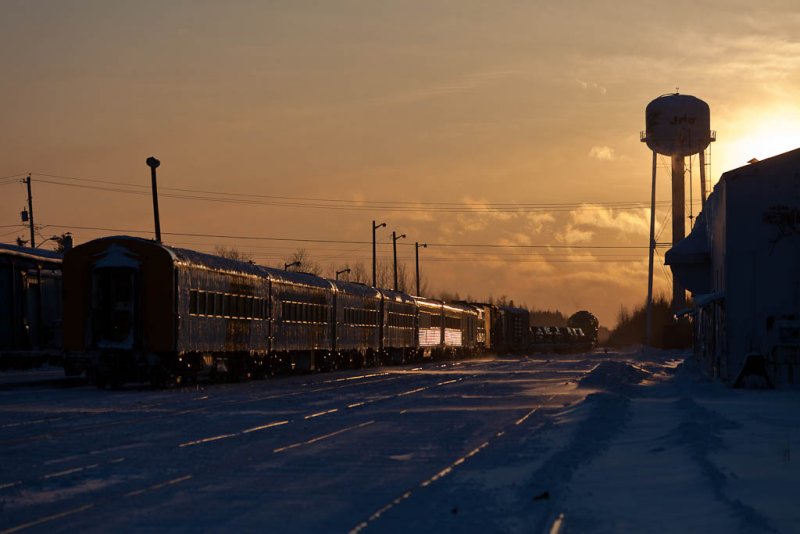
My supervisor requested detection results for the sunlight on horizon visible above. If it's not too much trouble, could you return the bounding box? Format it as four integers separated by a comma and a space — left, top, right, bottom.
716, 107, 800, 177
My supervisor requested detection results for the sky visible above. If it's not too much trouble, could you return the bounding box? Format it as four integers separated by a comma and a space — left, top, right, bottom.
2, 0, 800, 327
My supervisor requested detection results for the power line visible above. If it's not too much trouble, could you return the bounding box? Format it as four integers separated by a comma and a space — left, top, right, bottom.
40, 223, 656, 249
28, 172, 674, 213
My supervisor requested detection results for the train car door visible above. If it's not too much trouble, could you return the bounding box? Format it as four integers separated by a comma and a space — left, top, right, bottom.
91, 267, 139, 349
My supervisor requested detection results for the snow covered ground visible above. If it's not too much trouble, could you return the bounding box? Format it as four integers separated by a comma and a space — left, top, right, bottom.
0, 350, 797, 533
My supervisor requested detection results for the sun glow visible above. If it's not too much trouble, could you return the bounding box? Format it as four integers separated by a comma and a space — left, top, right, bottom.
716, 108, 800, 176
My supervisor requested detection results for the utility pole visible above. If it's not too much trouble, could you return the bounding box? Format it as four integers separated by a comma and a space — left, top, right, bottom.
24, 175, 35, 248
372, 220, 386, 287
146, 157, 162, 243
415, 242, 426, 296
392, 231, 405, 291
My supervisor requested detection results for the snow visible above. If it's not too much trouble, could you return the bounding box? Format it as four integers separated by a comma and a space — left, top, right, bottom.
0, 351, 798, 533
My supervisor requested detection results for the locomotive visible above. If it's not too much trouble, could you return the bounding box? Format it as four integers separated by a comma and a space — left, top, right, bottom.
62, 236, 592, 386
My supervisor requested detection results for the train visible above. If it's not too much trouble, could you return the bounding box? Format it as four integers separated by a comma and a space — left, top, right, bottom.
59, 236, 593, 386
0, 243, 63, 369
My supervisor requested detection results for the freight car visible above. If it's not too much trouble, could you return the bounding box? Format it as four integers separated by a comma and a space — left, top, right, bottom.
62, 237, 479, 386
0, 244, 62, 369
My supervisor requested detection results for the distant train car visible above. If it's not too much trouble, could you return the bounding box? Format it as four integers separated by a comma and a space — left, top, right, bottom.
379, 289, 417, 363
495, 306, 531, 353
445, 302, 479, 356
331, 280, 382, 367
264, 267, 335, 372
413, 297, 478, 359
414, 296, 443, 358
462, 302, 494, 352
0, 244, 62, 369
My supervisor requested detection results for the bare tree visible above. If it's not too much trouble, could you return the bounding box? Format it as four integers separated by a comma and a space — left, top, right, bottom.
214, 245, 253, 262
286, 248, 323, 276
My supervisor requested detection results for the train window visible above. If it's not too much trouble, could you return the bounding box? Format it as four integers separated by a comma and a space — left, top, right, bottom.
189, 290, 198, 315
198, 291, 207, 315
224, 294, 232, 317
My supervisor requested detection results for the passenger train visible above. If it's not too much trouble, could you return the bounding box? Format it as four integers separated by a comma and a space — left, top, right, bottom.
61, 236, 592, 386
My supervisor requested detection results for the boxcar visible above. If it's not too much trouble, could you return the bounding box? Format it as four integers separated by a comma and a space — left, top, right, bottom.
0, 244, 62, 369
495, 306, 531, 354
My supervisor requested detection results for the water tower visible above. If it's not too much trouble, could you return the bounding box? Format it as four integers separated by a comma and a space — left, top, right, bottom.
641, 93, 715, 344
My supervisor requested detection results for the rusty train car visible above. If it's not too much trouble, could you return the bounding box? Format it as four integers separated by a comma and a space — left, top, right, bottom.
63, 237, 480, 386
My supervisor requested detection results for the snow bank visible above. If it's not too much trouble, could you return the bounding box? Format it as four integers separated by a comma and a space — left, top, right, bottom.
578, 361, 651, 391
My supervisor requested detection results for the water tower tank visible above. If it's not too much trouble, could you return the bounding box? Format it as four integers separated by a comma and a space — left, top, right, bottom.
644, 94, 711, 157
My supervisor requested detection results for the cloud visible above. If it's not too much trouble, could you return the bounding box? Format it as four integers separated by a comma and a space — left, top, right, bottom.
378, 68, 523, 105
571, 205, 650, 236
588, 145, 618, 161
578, 80, 607, 95
555, 224, 593, 244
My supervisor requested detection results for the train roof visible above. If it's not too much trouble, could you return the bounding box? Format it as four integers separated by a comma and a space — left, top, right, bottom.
500, 305, 529, 314
378, 288, 416, 305
261, 266, 334, 290
0, 243, 62, 265
329, 279, 382, 299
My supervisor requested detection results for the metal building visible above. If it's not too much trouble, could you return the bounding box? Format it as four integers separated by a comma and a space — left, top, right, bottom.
666, 148, 800, 387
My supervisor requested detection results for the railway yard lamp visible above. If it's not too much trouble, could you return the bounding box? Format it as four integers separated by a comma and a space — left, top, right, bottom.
335, 268, 351, 280
392, 231, 405, 291
415, 242, 427, 296
284, 261, 301, 271
372, 220, 386, 287
146, 157, 162, 243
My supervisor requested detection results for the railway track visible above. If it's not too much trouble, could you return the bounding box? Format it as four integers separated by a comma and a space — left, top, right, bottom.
0, 357, 595, 533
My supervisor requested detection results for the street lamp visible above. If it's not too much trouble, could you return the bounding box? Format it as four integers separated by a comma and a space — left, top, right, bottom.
372, 220, 386, 287
336, 268, 351, 280
392, 231, 405, 291
284, 261, 301, 271
415, 242, 427, 296
146, 157, 162, 243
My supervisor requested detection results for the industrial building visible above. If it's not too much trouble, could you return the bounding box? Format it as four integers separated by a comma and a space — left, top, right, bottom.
666, 147, 800, 387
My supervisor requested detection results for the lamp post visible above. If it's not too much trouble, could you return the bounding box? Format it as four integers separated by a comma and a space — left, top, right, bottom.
146, 157, 162, 243
392, 231, 405, 291
336, 268, 351, 280
284, 261, 301, 271
372, 220, 386, 287
415, 242, 427, 296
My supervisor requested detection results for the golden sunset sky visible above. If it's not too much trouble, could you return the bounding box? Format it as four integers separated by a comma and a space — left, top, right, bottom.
2, 1, 800, 326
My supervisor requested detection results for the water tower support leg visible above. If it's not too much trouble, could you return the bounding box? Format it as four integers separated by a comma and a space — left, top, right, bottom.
646, 150, 657, 346
699, 150, 707, 204
671, 154, 687, 312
